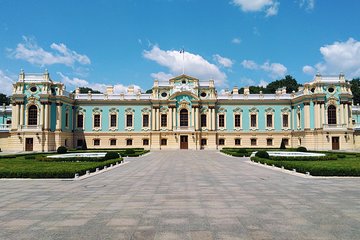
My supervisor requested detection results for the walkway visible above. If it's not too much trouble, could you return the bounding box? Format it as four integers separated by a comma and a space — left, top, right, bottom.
0, 150, 359, 239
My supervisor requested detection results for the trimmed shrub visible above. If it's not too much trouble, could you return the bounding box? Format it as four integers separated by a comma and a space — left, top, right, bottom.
104, 152, 120, 160
255, 150, 269, 159
24, 155, 36, 160
125, 149, 135, 155
297, 146, 307, 152
337, 154, 346, 159
57, 146, 68, 154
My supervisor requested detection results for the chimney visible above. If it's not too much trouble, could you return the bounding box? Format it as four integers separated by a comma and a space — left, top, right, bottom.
106, 86, 114, 94
244, 87, 250, 95
232, 86, 239, 94
127, 86, 134, 94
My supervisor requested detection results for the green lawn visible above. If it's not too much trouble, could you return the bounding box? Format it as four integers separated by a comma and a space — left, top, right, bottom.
0, 155, 122, 178
251, 154, 360, 176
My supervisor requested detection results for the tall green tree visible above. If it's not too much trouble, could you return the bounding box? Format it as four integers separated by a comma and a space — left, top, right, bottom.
0, 93, 10, 105
265, 75, 301, 93
350, 78, 360, 105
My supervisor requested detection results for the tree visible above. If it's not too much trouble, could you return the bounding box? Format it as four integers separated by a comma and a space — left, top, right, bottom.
145, 89, 153, 94
350, 78, 360, 105
0, 93, 10, 105
73, 87, 101, 94
265, 75, 301, 93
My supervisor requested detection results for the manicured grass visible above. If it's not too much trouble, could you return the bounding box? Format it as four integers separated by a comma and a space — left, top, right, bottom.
0, 154, 123, 178
69, 148, 150, 157
251, 153, 360, 176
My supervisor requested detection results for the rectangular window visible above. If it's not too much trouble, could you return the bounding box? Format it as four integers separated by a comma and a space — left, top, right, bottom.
93, 139, 100, 146
267, 138, 273, 146
235, 138, 241, 145
161, 139, 167, 145
218, 115, 225, 127
65, 112, 69, 128
251, 138, 257, 146
282, 114, 289, 128
201, 114, 207, 127
77, 114, 83, 128
266, 114, 273, 128
126, 139, 133, 146
201, 138, 207, 146
161, 114, 167, 127
251, 114, 257, 128
110, 139, 117, 146
218, 138, 225, 145
110, 114, 117, 127
143, 139, 149, 145
143, 114, 149, 127
126, 114, 133, 127
94, 114, 100, 128
234, 114, 241, 128
283, 138, 289, 146
297, 112, 301, 128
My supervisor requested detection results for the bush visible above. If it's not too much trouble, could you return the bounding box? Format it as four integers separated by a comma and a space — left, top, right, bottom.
57, 146, 68, 154
104, 152, 120, 160
24, 155, 36, 160
337, 154, 346, 159
125, 149, 135, 155
255, 151, 269, 159
297, 146, 307, 152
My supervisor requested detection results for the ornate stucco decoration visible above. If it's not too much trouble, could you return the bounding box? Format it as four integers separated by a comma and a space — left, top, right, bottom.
249, 107, 259, 113
179, 99, 189, 109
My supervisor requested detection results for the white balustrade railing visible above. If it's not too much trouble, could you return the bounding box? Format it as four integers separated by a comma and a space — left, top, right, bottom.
19, 125, 43, 131
0, 124, 11, 131
323, 124, 347, 130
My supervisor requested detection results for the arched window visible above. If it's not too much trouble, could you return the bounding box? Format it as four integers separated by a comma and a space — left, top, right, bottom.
28, 105, 38, 125
180, 109, 188, 127
328, 105, 337, 124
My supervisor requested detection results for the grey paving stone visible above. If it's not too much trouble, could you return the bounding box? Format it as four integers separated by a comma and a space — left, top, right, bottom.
0, 150, 359, 239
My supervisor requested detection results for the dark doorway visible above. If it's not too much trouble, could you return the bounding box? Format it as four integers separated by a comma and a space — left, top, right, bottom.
25, 138, 33, 151
180, 135, 188, 149
332, 137, 339, 150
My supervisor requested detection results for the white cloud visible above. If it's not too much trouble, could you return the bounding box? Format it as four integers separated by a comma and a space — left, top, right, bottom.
265, 1, 279, 17
302, 65, 316, 75
304, 38, 360, 78
143, 45, 227, 86
8, 36, 91, 67
261, 61, 287, 78
151, 72, 174, 81
299, 0, 315, 11
232, 38, 241, 44
241, 59, 287, 79
213, 54, 234, 68
241, 60, 259, 70
231, 0, 279, 16
57, 72, 141, 94
258, 80, 269, 87
0, 70, 15, 95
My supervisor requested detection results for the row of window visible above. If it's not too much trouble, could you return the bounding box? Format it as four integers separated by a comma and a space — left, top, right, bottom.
78, 138, 289, 147
80, 112, 291, 129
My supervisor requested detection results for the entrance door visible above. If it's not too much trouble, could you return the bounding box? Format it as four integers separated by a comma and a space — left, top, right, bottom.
332, 137, 339, 150
180, 135, 188, 149
25, 138, 33, 151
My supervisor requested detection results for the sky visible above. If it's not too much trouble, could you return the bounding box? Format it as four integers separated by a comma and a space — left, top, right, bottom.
0, 0, 360, 95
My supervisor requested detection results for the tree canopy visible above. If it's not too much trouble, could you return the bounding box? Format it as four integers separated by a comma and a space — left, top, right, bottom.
350, 78, 360, 105
73, 87, 102, 94
0, 93, 10, 105
239, 75, 302, 94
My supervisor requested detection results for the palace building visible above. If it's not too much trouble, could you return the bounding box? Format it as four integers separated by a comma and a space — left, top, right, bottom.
1, 70, 360, 152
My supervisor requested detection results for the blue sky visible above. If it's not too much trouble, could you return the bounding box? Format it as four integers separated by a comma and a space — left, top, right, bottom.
0, 0, 360, 94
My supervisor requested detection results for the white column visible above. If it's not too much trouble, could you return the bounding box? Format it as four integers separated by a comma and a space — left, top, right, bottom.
314, 103, 320, 129
339, 103, 344, 125
320, 103, 325, 126
151, 108, 156, 130
211, 108, 216, 131
304, 103, 310, 129
168, 108, 172, 130
291, 107, 295, 130
207, 110, 210, 130
344, 103, 349, 127
11, 104, 17, 130
191, 107, 195, 128
156, 108, 159, 130
16, 104, 20, 127
173, 107, 176, 129
45, 103, 49, 130
19, 104, 24, 126
56, 103, 62, 131
195, 107, 199, 130
40, 103, 44, 129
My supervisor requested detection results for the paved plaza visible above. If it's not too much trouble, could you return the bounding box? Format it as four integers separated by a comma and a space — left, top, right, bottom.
0, 151, 359, 240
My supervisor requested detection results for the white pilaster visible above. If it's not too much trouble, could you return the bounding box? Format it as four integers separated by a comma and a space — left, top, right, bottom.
19, 104, 24, 126
151, 108, 156, 130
